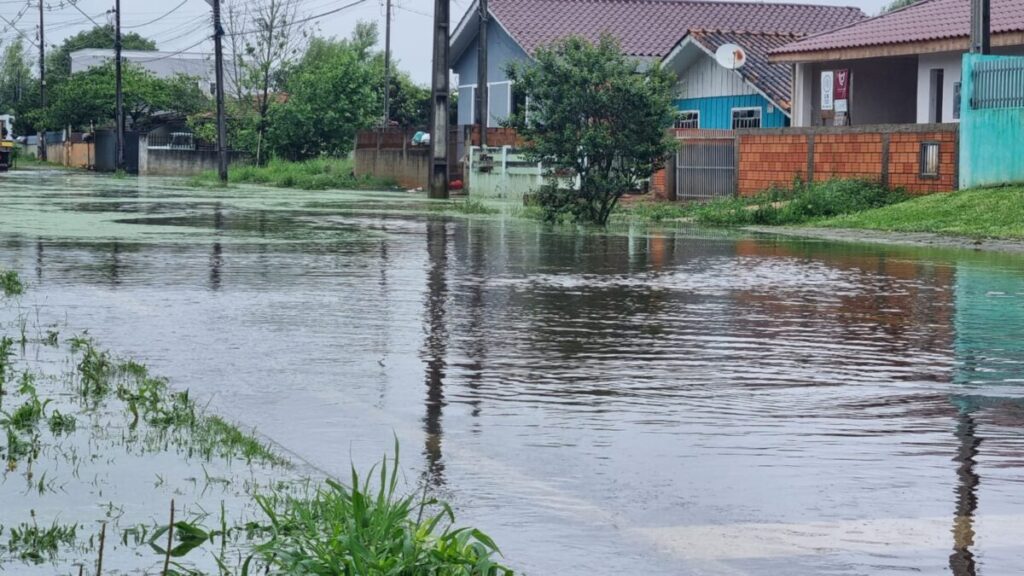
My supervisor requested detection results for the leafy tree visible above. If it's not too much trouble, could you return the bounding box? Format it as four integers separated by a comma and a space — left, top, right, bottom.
0, 39, 34, 112
506, 36, 677, 225
882, 0, 918, 12
45, 63, 207, 131
265, 36, 377, 161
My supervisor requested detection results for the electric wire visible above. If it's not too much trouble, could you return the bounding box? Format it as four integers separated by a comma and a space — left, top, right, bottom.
123, 0, 189, 29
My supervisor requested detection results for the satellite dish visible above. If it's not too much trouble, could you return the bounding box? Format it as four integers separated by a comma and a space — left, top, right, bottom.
715, 44, 747, 70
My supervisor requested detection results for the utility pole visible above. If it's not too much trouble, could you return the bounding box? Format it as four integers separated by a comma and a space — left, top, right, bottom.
477, 0, 487, 148
114, 0, 125, 172
38, 0, 46, 161
382, 0, 392, 130
429, 0, 450, 199
212, 0, 228, 183
970, 0, 990, 54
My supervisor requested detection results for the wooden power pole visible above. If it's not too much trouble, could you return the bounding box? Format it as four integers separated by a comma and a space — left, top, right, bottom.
114, 0, 125, 172
429, 0, 450, 199
38, 0, 45, 161
212, 0, 229, 183
477, 0, 487, 148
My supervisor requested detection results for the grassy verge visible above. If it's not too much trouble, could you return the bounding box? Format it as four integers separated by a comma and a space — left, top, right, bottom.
0, 268, 512, 574
612, 197, 694, 223
816, 186, 1024, 239
689, 179, 907, 227
190, 157, 396, 191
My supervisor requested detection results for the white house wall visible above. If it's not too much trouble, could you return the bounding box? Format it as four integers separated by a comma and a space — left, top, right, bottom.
675, 55, 757, 100
916, 52, 962, 123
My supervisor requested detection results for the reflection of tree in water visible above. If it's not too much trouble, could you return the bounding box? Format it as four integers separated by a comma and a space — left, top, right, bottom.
422, 220, 449, 487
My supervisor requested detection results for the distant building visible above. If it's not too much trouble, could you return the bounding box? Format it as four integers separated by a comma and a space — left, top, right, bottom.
771, 0, 1024, 126
69, 49, 237, 97
448, 0, 865, 130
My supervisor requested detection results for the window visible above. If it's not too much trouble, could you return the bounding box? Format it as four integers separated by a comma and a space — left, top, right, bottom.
674, 110, 700, 129
920, 142, 940, 178
731, 107, 762, 129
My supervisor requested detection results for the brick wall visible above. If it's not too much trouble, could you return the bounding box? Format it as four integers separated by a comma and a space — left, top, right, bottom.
733, 124, 958, 197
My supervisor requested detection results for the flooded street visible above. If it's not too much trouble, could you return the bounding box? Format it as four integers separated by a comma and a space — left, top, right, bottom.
2, 170, 1023, 575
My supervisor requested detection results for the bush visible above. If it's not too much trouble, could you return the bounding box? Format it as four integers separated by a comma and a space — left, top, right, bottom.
190, 157, 395, 191
693, 179, 907, 226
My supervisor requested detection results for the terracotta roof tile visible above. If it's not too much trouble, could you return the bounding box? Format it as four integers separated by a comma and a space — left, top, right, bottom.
488, 0, 866, 58
774, 0, 1024, 55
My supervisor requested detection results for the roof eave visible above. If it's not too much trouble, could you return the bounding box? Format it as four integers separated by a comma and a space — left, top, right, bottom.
771, 30, 1024, 63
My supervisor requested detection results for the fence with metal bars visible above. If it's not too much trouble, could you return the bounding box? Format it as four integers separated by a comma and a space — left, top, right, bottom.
970, 57, 1024, 110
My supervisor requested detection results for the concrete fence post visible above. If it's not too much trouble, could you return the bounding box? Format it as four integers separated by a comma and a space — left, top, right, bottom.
138, 135, 148, 176
880, 132, 891, 187
806, 133, 815, 183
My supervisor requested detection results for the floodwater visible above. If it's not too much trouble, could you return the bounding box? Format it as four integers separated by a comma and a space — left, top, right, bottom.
2, 170, 1024, 575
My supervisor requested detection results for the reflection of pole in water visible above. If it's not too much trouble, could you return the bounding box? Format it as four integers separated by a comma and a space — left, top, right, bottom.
107, 241, 121, 286
423, 221, 449, 486
209, 204, 224, 290
35, 239, 43, 281
949, 407, 980, 576
464, 224, 487, 420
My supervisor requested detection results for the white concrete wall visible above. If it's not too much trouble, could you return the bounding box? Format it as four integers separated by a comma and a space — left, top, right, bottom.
916, 52, 962, 124
676, 54, 756, 99
70, 49, 235, 96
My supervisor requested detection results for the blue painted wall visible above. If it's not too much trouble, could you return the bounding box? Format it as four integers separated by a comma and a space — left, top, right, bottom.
452, 20, 531, 126
673, 94, 789, 129
959, 53, 1024, 189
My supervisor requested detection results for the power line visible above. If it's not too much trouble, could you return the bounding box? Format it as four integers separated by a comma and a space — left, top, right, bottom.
65, 0, 115, 40
123, 0, 189, 29
132, 36, 211, 63
222, 0, 373, 37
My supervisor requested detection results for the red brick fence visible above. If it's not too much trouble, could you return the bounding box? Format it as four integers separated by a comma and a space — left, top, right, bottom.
666, 124, 959, 200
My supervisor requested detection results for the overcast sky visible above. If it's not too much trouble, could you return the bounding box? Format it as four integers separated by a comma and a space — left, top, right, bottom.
12, 0, 889, 86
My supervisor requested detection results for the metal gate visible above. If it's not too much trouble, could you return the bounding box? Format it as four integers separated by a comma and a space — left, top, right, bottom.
675, 130, 737, 201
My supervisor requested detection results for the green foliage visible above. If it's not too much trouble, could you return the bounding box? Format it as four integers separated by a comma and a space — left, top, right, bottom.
1, 269, 24, 297
612, 199, 694, 223
45, 62, 208, 131
692, 179, 907, 226
247, 445, 511, 575
6, 521, 79, 563
819, 185, 1024, 239
882, 0, 919, 12
506, 36, 678, 225
428, 199, 500, 216
266, 36, 378, 161
191, 157, 394, 191
0, 39, 35, 131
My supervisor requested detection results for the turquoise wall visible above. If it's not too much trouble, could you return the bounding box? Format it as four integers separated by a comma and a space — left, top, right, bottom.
959, 53, 1024, 189
673, 94, 789, 129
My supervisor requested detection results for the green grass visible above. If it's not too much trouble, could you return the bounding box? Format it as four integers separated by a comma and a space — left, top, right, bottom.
427, 198, 500, 216
1, 269, 24, 297
190, 157, 396, 191
817, 186, 1024, 239
691, 179, 908, 227
612, 198, 695, 223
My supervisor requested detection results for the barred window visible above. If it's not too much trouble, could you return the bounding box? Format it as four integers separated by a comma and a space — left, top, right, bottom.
674, 110, 700, 129
920, 142, 940, 178
731, 107, 761, 129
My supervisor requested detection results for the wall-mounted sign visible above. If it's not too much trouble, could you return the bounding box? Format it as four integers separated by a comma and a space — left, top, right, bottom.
834, 69, 850, 100
821, 70, 834, 111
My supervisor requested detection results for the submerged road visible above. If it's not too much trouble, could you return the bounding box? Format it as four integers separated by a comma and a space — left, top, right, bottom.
1, 170, 1023, 575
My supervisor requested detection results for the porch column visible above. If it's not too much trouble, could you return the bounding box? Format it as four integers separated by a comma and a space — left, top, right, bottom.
792, 63, 814, 127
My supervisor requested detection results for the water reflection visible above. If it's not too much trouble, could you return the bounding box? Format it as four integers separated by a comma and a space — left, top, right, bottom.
2, 173, 1024, 575
422, 220, 449, 487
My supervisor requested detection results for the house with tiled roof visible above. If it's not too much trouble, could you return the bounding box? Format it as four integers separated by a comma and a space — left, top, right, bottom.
771, 0, 1024, 126
449, 0, 865, 130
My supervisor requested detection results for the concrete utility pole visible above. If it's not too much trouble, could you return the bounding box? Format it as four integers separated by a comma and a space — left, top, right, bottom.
429, 0, 450, 199
382, 0, 392, 129
114, 0, 125, 172
970, 0, 991, 54
38, 0, 45, 161
477, 0, 487, 148
212, 0, 229, 183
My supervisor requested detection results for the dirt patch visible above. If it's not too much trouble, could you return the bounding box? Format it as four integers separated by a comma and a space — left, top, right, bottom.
744, 226, 1024, 254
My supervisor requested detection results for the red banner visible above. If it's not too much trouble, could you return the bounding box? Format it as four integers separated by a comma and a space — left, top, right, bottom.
834, 69, 850, 101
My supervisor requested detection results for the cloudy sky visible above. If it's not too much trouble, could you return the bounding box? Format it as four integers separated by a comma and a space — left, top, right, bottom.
11, 0, 889, 86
